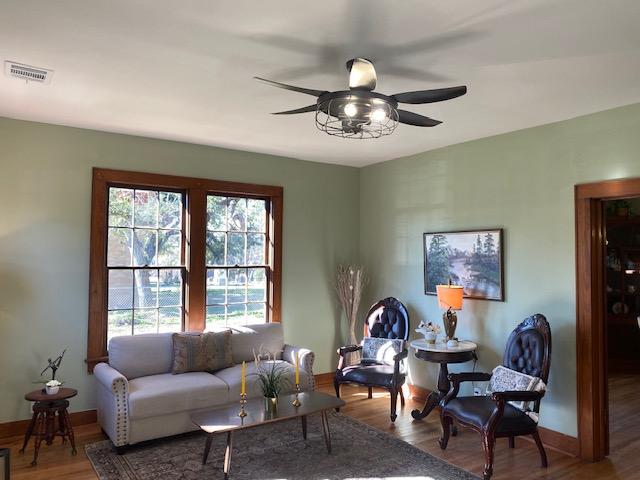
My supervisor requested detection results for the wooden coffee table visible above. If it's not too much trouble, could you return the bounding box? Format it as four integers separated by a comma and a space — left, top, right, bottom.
191, 391, 345, 479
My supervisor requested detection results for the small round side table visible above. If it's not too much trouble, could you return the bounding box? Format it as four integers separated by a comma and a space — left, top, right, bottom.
20, 387, 78, 466
410, 339, 477, 421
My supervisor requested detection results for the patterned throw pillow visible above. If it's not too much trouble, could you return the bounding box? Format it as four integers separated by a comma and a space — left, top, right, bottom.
361, 337, 404, 365
487, 365, 546, 421
171, 330, 233, 374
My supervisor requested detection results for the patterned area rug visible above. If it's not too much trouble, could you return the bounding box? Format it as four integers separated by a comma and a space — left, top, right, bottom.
86, 412, 479, 479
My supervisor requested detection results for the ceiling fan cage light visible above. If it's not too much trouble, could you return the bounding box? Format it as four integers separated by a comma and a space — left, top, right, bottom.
315, 95, 398, 139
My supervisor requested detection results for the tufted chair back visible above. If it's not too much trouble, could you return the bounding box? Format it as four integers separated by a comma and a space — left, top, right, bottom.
363, 297, 410, 341
502, 313, 551, 411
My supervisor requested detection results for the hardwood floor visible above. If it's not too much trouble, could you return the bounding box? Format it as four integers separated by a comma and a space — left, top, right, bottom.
2, 378, 638, 479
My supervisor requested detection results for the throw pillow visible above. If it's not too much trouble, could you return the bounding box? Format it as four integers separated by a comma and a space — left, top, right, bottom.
487, 365, 546, 421
361, 337, 404, 365
171, 330, 233, 374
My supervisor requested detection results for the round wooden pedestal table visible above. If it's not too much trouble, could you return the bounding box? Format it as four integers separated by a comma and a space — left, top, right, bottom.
410, 339, 477, 423
20, 387, 78, 466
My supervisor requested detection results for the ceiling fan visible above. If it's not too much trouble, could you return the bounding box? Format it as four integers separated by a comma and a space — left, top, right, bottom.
255, 58, 466, 139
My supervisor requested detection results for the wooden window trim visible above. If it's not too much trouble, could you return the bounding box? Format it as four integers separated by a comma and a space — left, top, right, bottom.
87, 168, 283, 371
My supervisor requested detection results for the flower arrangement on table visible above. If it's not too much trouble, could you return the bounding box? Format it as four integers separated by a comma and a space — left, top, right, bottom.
415, 321, 441, 344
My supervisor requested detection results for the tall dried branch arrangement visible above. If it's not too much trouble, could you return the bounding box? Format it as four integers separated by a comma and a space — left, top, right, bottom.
336, 265, 367, 366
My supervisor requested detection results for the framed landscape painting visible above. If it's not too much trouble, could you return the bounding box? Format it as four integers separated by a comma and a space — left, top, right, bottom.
423, 229, 504, 301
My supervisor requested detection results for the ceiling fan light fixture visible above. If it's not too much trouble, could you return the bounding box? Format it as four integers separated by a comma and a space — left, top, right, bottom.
316, 91, 398, 139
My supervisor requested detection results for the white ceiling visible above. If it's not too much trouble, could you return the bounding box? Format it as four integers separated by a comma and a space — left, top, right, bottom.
1, 1, 640, 167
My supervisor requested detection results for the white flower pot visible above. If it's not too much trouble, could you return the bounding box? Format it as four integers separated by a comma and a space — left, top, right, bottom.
425, 332, 437, 344
45, 385, 60, 395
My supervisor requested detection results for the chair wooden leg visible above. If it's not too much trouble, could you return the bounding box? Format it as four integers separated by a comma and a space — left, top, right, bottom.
333, 379, 341, 412
389, 387, 398, 422
368, 387, 373, 399
399, 388, 405, 407
439, 414, 452, 450
482, 433, 496, 480
532, 430, 548, 468
509, 437, 515, 448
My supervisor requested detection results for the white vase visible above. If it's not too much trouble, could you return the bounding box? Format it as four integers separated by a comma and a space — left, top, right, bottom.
45, 385, 59, 395
425, 332, 437, 344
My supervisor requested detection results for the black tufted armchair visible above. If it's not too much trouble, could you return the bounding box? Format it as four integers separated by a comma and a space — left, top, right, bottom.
334, 297, 410, 422
439, 314, 552, 480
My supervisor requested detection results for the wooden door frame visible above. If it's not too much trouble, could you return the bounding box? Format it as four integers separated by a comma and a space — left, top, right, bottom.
575, 177, 640, 461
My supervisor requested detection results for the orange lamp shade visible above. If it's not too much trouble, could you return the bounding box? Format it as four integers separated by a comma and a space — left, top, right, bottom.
436, 284, 464, 310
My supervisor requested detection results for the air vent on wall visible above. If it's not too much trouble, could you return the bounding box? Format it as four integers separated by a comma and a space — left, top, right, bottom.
4, 60, 53, 84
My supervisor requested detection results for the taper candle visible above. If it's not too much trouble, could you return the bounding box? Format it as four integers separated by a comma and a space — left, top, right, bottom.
241, 361, 246, 396
295, 352, 300, 385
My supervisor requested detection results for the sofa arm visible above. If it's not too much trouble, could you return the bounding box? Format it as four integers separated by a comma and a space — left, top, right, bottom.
94, 362, 130, 447
283, 344, 315, 391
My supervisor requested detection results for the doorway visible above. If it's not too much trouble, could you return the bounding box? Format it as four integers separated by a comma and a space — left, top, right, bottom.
575, 177, 640, 461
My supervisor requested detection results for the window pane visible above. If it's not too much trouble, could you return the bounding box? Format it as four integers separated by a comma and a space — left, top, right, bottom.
133, 229, 157, 266
228, 198, 246, 232
227, 233, 245, 266
207, 196, 227, 231
247, 199, 266, 232
227, 304, 247, 326
134, 270, 158, 308
108, 269, 133, 310
206, 232, 225, 266
158, 230, 181, 266
159, 307, 181, 333
159, 269, 182, 307
206, 305, 226, 330
134, 190, 159, 228
247, 303, 266, 323
107, 228, 132, 266
227, 268, 246, 304
207, 268, 226, 305
108, 310, 132, 343
248, 268, 266, 302
134, 309, 157, 335
159, 192, 182, 229
247, 234, 265, 265
108, 188, 133, 227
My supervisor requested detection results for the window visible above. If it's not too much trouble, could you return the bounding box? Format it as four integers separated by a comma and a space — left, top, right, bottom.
205, 196, 268, 329
87, 168, 282, 370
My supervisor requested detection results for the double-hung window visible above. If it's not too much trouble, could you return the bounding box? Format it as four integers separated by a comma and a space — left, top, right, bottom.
87, 168, 282, 370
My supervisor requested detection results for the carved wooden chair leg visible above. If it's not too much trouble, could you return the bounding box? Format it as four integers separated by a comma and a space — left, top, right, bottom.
439, 414, 452, 450
389, 387, 398, 422
532, 430, 548, 468
399, 388, 405, 407
333, 380, 341, 412
509, 437, 515, 448
482, 434, 496, 480
368, 387, 373, 399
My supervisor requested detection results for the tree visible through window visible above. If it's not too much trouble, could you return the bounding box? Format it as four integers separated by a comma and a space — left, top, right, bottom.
106, 188, 184, 344
206, 196, 268, 328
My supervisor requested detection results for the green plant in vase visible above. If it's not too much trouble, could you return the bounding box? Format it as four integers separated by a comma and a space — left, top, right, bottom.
252, 347, 291, 414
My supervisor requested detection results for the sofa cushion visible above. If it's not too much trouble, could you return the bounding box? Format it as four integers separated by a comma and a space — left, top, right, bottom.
128, 372, 229, 420
108, 333, 173, 380
171, 330, 233, 374
228, 323, 284, 364
215, 360, 309, 398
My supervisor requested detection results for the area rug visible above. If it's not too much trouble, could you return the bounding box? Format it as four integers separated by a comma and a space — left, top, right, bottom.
86, 412, 479, 479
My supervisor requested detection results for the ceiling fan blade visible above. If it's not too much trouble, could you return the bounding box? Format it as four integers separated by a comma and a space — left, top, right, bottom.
254, 77, 326, 97
392, 86, 467, 104
347, 58, 377, 91
397, 110, 442, 127
272, 104, 318, 115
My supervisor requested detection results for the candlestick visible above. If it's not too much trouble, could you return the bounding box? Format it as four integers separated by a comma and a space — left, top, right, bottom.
240, 361, 246, 396
294, 352, 300, 386
291, 383, 301, 407
238, 393, 247, 418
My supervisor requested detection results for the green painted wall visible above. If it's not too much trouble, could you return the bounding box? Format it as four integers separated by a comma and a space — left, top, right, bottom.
0, 117, 359, 422
359, 103, 640, 437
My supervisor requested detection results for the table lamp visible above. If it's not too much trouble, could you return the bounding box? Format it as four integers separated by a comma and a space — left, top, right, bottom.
436, 282, 464, 347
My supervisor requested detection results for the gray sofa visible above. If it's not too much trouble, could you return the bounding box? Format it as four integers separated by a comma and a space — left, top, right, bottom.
93, 323, 315, 448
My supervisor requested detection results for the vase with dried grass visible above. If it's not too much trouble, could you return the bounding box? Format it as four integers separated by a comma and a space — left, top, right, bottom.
336, 265, 367, 366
